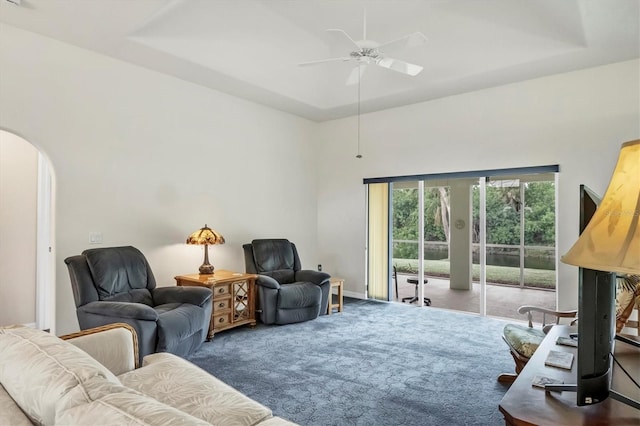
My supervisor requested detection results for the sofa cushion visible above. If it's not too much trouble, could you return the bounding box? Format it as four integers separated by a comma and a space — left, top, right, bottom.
119, 352, 273, 426
277, 282, 321, 309
0, 326, 120, 425
56, 376, 210, 425
84, 246, 155, 299
252, 239, 295, 274
155, 302, 207, 353
0, 384, 32, 426
263, 269, 295, 284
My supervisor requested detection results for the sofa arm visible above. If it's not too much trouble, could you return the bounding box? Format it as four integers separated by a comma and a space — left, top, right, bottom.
152, 286, 212, 307
60, 323, 139, 374
80, 301, 159, 321
295, 270, 330, 286
256, 274, 281, 290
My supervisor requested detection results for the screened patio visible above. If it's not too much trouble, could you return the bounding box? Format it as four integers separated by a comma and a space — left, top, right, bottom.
392, 273, 556, 322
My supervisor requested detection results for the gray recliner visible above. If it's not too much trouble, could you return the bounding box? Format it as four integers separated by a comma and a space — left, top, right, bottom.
243, 239, 330, 325
65, 246, 212, 363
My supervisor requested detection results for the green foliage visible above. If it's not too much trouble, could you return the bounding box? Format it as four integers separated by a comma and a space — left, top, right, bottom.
393, 180, 556, 260
471, 181, 555, 246
392, 188, 419, 259
392, 187, 447, 259
424, 187, 447, 241
523, 182, 556, 245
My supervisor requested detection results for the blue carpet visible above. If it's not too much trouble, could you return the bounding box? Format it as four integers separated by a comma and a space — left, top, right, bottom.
186, 298, 513, 426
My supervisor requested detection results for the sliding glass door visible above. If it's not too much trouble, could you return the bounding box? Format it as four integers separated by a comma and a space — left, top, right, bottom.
365, 166, 558, 320
475, 173, 557, 318
390, 181, 421, 303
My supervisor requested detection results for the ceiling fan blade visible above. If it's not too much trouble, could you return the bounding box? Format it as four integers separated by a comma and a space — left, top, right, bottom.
376, 57, 423, 76
326, 28, 360, 52
298, 57, 352, 67
377, 32, 427, 54
346, 65, 367, 86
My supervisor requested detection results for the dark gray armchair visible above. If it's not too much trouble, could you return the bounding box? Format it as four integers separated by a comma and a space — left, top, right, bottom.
64, 246, 212, 363
243, 239, 330, 325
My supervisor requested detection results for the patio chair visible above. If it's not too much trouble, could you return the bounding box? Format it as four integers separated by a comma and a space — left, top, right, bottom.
615, 274, 640, 335
497, 306, 577, 384
393, 266, 430, 306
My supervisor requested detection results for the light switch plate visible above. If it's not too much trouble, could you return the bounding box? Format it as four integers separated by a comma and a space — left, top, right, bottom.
89, 232, 103, 244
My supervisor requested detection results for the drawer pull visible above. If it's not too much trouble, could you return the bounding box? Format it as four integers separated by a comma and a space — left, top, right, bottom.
218, 317, 225, 323
218, 288, 225, 293
218, 302, 225, 308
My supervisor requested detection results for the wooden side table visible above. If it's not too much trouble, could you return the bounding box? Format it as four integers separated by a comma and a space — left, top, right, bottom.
175, 270, 256, 340
327, 278, 344, 315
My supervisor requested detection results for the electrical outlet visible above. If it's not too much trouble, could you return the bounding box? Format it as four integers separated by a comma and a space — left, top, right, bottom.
89, 232, 103, 244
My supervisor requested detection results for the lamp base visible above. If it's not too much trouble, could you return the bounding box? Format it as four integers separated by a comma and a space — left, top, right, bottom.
199, 264, 214, 275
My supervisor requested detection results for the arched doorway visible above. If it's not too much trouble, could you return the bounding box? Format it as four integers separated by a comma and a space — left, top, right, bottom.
0, 129, 55, 331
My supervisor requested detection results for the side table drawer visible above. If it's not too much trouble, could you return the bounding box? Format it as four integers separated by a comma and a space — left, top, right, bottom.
214, 299, 231, 310
213, 283, 231, 297
213, 312, 232, 330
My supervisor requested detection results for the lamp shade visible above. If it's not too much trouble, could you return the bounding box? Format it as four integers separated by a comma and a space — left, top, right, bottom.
561, 140, 640, 275
186, 224, 225, 274
186, 224, 225, 246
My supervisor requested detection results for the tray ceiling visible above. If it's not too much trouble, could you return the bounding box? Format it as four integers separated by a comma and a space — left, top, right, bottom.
1, 0, 638, 121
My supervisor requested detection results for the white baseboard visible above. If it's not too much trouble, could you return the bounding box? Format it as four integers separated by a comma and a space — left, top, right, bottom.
330, 286, 366, 300
343, 290, 366, 299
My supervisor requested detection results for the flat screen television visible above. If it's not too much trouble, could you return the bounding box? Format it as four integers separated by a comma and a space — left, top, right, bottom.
576, 185, 615, 405
547, 185, 639, 409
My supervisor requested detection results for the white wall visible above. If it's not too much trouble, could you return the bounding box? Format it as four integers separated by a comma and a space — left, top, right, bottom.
1, 23, 637, 332
0, 24, 320, 334
0, 131, 38, 326
316, 59, 640, 311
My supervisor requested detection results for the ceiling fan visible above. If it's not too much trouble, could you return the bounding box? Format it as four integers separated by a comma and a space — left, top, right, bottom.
298, 11, 427, 85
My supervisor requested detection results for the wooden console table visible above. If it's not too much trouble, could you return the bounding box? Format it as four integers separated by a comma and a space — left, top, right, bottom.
175, 271, 256, 340
499, 325, 640, 425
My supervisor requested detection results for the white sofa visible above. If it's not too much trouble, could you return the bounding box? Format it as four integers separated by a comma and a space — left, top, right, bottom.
0, 323, 296, 426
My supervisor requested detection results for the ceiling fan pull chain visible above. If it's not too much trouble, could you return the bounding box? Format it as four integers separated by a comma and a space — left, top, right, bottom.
356, 63, 362, 159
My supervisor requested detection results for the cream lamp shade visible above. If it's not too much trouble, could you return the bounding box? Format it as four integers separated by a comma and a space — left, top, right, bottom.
561, 140, 640, 274
186, 224, 225, 275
